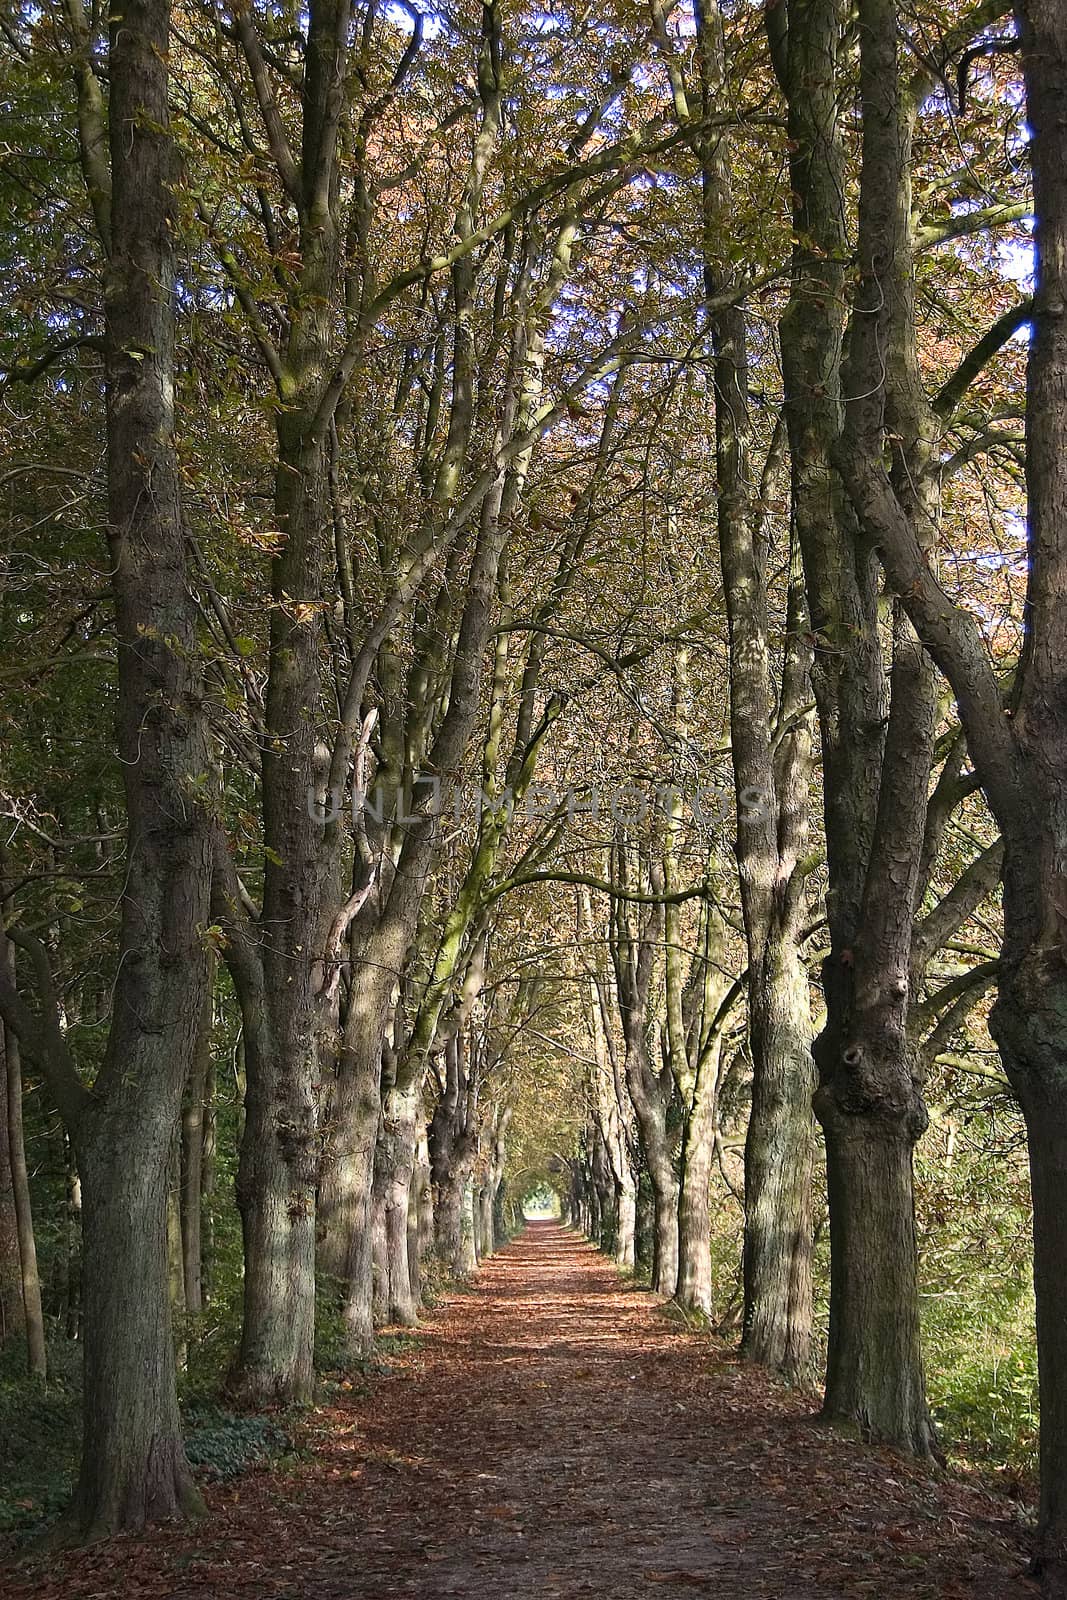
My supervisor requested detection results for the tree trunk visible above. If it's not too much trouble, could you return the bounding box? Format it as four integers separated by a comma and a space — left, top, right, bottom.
64, 1135, 82, 1340
993, 939, 1067, 1589
371, 1078, 420, 1326
694, 0, 817, 1379
491, 1179, 507, 1249
475, 1183, 491, 1260
1, 956, 45, 1375
675, 1045, 717, 1317
4, 1036, 46, 1376
200, 1051, 216, 1308
772, 0, 937, 1447
413, 1125, 434, 1291
317, 968, 388, 1357
434, 1165, 465, 1269
232, 1010, 316, 1401
811, 648, 937, 1456
649, 1163, 679, 1298
428, 1028, 479, 1277
180, 962, 213, 1316
1004, 10, 1067, 1586
817, 1101, 932, 1454
615, 1174, 636, 1270
58, 0, 213, 1531
73, 1113, 201, 1537
459, 1174, 478, 1275
591, 1123, 619, 1257
1005, 1056, 1067, 1593
634, 1171, 654, 1277
625, 1045, 678, 1296
0, 1007, 23, 1347
742, 936, 815, 1381
415, 1126, 435, 1286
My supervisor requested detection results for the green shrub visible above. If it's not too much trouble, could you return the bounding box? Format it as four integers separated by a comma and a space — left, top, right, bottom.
0, 1336, 80, 1537
182, 1406, 290, 1481
923, 1295, 1038, 1473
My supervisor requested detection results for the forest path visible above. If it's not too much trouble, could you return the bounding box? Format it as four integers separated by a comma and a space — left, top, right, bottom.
7, 1222, 1034, 1599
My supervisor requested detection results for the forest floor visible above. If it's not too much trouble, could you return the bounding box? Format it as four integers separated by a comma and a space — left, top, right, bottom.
3, 1221, 1039, 1599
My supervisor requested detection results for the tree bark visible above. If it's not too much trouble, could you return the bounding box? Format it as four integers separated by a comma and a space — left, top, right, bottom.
675, 1042, 718, 1317
231, 999, 317, 1400
58, 0, 212, 1532
317, 981, 385, 1358
686, 0, 818, 1374
0, 933, 45, 1375
64, 1134, 82, 1340
492, 1174, 509, 1250
773, 0, 936, 1446
742, 932, 815, 1379
434, 1166, 466, 1268
459, 1175, 479, 1275
210, 0, 356, 1404
412, 1123, 434, 1292
624, 1035, 678, 1296
0, 1001, 23, 1348
371, 1078, 421, 1326
180, 959, 214, 1316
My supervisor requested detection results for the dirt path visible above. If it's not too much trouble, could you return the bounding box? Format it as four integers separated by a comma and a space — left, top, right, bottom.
5, 1222, 1036, 1599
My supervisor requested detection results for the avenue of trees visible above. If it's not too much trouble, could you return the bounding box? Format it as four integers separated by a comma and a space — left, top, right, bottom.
0, 0, 1064, 1590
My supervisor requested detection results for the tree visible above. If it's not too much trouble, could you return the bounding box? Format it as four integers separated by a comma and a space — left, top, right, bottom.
0, 0, 215, 1533
831, 0, 1067, 1582
0, 922, 46, 1375
771, 0, 946, 1453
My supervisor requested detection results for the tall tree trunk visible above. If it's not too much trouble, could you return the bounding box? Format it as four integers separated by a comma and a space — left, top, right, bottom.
0, 934, 45, 1375
812, 628, 937, 1456
742, 932, 815, 1380
624, 1045, 678, 1296
413, 1123, 434, 1290
688, 0, 817, 1374
231, 1000, 317, 1400
434, 1166, 466, 1268
1000, 9, 1067, 1584
459, 1174, 479, 1275
199, 1049, 216, 1308
229, 430, 331, 1406
611, 858, 676, 1294
492, 1174, 509, 1250
0, 998, 23, 1348
64, 1134, 82, 1340
317, 960, 389, 1355
675, 1043, 718, 1318
977, 8, 1067, 1582
43, 0, 213, 1532
217, 0, 356, 1402
615, 1174, 636, 1270
818, 1100, 929, 1448
591, 1121, 619, 1257
773, 0, 935, 1447
180, 959, 213, 1315
371, 1077, 420, 1326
